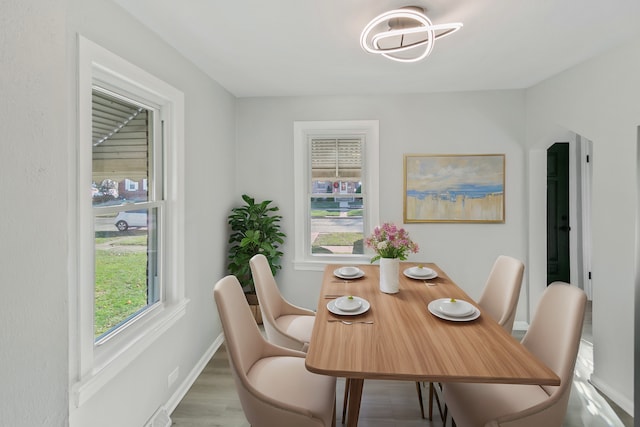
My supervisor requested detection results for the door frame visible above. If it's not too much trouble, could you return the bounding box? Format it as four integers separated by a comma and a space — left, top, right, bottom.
577, 137, 593, 299
528, 132, 592, 323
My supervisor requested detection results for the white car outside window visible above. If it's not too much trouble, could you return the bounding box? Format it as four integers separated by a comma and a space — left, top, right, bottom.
114, 210, 148, 231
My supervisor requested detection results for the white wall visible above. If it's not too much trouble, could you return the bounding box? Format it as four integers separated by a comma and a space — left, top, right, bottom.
1, 0, 236, 426
526, 38, 640, 414
0, 0, 69, 425
67, 1, 237, 426
235, 91, 530, 318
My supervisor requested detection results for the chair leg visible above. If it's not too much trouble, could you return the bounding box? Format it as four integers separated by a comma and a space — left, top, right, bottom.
428, 382, 434, 420
332, 399, 337, 427
431, 382, 446, 422
415, 381, 425, 419
441, 392, 452, 427
342, 378, 350, 424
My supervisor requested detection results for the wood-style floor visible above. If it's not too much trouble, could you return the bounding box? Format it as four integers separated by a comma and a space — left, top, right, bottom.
171, 344, 444, 427
171, 301, 633, 427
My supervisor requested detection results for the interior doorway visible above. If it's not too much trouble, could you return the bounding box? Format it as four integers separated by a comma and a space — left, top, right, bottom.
547, 142, 571, 285
545, 136, 593, 298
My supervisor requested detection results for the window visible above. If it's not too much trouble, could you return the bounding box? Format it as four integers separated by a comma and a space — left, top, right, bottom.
124, 178, 139, 192
72, 36, 186, 407
293, 121, 379, 270
310, 138, 364, 254
92, 89, 159, 342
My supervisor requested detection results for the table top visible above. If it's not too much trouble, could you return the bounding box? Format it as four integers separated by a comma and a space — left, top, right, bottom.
305, 262, 560, 386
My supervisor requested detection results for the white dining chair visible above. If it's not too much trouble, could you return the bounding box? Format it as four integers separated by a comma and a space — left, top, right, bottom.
442, 282, 587, 427
213, 275, 337, 427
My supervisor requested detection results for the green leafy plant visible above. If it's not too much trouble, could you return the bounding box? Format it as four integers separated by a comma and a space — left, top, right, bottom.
227, 194, 286, 293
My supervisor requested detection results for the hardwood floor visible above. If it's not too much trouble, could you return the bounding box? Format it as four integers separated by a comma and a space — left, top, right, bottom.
171, 302, 633, 427
170, 346, 248, 427
170, 344, 446, 427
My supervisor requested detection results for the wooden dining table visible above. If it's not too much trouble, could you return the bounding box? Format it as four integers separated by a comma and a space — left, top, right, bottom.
305, 262, 560, 427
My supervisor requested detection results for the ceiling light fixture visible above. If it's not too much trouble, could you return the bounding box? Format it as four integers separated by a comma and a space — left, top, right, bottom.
360, 6, 463, 63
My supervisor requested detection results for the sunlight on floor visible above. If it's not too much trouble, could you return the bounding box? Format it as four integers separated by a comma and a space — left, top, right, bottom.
563, 340, 627, 427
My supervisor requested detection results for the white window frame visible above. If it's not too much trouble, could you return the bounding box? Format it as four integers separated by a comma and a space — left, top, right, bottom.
70, 36, 187, 409
293, 120, 380, 270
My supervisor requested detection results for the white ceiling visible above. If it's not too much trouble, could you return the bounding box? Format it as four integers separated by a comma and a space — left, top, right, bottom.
113, 0, 640, 98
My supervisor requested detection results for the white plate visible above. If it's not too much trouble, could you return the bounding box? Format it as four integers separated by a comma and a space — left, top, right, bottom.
334, 296, 363, 312
327, 297, 370, 316
337, 266, 360, 277
403, 268, 438, 280
436, 299, 475, 317
334, 268, 365, 280
428, 299, 480, 322
408, 266, 436, 277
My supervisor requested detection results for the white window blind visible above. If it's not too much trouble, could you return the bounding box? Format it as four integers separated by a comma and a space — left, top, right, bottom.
311, 138, 362, 181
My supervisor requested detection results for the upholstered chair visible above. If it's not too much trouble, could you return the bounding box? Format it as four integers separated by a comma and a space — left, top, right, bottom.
442, 282, 587, 427
213, 275, 336, 427
250, 254, 316, 352
477, 255, 525, 333
424, 255, 525, 421
250, 254, 357, 423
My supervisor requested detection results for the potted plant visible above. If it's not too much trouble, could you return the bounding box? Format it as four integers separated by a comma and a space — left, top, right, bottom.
227, 195, 286, 322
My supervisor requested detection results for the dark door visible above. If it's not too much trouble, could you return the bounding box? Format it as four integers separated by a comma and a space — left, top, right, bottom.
547, 143, 570, 285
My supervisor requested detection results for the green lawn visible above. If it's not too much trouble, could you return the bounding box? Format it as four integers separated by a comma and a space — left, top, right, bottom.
94, 236, 148, 338
311, 210, 340, 217
311, 209, 363, 217
312, 232, 363, 246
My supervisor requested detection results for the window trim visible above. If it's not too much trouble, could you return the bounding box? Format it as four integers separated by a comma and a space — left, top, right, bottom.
293, 120, 379, 270
71, 36, 187, 409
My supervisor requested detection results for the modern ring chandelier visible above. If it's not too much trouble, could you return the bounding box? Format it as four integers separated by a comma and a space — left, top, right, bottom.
360, 6, 463, 63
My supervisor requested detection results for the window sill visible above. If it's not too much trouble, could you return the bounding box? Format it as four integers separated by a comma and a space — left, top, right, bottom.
70, 298, 190, 410
294, 255, 371, 271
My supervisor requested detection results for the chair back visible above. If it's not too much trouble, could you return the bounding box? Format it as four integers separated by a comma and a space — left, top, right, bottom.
477, 255, 525, 332
214, 275, 267, 378
249, 254, 308, 352
250, 253, 284, 315
521, 282, 586, 406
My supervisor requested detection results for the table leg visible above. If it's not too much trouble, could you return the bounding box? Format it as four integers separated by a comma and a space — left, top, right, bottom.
345, 378, 364, 427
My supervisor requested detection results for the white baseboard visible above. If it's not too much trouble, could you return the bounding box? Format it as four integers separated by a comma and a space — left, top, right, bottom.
165, 333, 225, 414
589, 373, 634, 417
513, 320, 529, 331
144, 406, 171, 427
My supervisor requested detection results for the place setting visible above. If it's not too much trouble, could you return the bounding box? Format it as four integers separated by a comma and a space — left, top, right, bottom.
326, 294, 371, 318
332, 265, 365, 282
428, 297, 480, 322
403, 264, 438, 281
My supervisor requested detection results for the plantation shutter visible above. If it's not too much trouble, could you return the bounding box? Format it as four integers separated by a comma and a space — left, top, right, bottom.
311, 138, 362, 181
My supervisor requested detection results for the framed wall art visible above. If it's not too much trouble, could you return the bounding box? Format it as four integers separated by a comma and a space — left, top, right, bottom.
404, 154, 505, 223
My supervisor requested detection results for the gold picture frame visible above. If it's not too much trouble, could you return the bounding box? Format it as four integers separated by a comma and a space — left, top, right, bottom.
403, 154, 505, 223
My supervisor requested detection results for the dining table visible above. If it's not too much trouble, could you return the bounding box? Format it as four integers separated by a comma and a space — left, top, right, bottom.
305, 262, 560, 427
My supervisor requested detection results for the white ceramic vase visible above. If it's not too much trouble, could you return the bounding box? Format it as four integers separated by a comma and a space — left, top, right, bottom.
379, 257, 400, 294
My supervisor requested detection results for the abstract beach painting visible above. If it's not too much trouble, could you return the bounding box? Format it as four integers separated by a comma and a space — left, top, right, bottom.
404, 154, 505, 223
